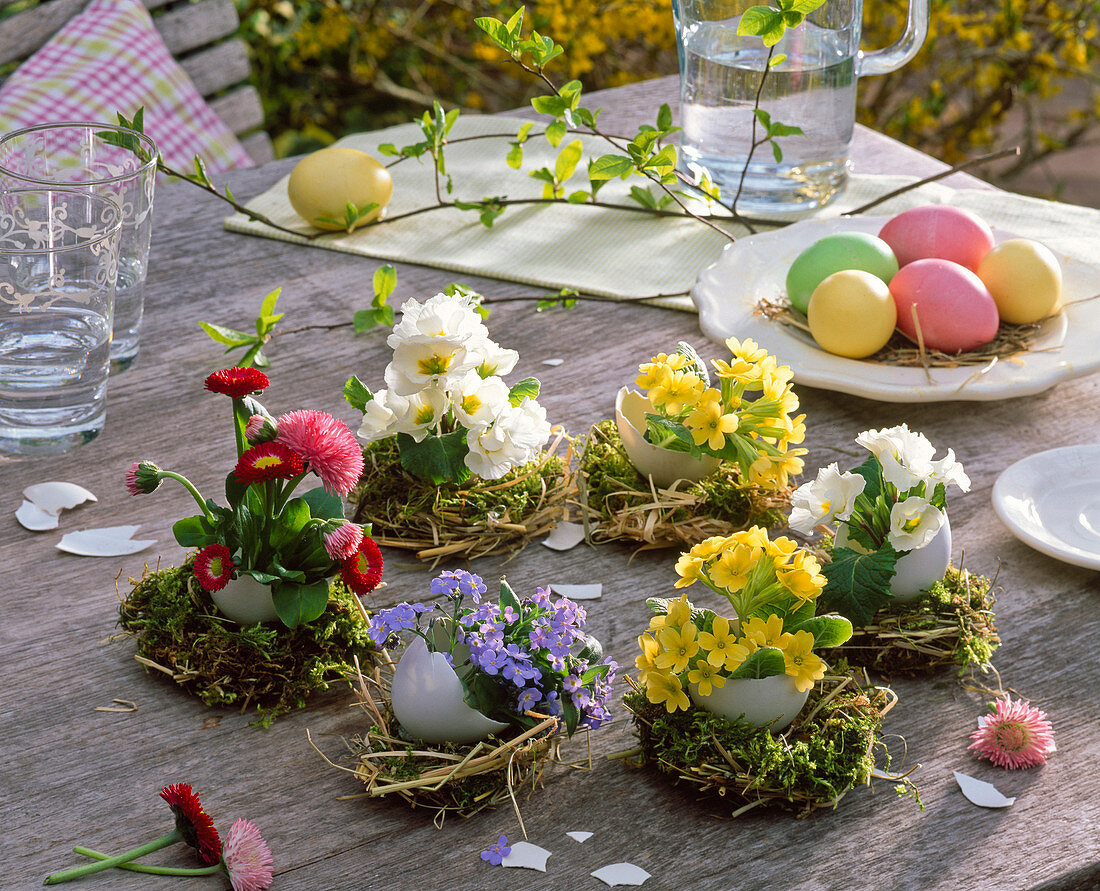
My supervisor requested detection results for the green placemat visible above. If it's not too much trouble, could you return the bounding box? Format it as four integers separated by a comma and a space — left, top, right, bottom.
224, 115, 1100, 312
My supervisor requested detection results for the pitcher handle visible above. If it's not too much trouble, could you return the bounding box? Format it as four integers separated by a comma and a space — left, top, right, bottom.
858, 0, 929, 77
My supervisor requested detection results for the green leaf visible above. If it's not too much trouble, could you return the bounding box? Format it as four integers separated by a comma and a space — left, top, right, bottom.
769, 52, 787, 67
475, 16, 512, 49
782, 0, 827, 12
270, 497, 313, 551
352, 309, 379, 333
588, 154, 634, 181
516, 121, 533, 142
545, 119, 567, 147
259, 286, 281, 319
772, 140, 784, 163
787, 614, 854, 648
656, 103, 673, 131
373, 264, 397, 303
531, 94, 567, 116
396, 430, 471, 485
820, 545, 898, 626
377, 142, 399, 156
506, 143, 524, 168
769, 121, 804, 137
644, 414, 699, 456
199, 322, 253, 347
644, 597, 714, 629
737, 6, 786, 45
172, 515, 216, 548
852, 456, 884, 503
499, 577, 521, 613
507, 377, 540, 405
566, 190, 590, 204
505, 6, 524, 37
272, 579, 330, 628
629, 185, 659, 209
301, 487, 345, 521
344, 377, 374, 412
675, 341, 710, 384
562, 698, 580, 737
727, 646, 786, 679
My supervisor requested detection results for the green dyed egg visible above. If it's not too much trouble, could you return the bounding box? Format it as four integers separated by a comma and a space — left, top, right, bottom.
785, 232, 899, 314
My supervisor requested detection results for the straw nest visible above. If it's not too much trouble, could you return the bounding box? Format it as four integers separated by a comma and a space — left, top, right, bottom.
117, 562, 374, 727
311, 657, 575, 823
576, 420, 791, 549
821, 564, 1000, 675
622, 670, 907, 818
349, 428, 575, 564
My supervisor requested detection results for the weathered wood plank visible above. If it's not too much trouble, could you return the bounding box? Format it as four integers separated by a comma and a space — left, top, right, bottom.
155, 0, 238, 58
1, 78, 1096, 890
179, 38, 251, 99
209, 84, 265, 137
240, 129, 274, 167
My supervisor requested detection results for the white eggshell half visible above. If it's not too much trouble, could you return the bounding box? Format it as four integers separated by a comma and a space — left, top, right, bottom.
16, 500, 59, 531
690, 673, 809, 731
614, 387, 719, 489
390, 637, 508, 744
210, 574, 279, 624
23, 481, 97, 514
835, 516, 951, 601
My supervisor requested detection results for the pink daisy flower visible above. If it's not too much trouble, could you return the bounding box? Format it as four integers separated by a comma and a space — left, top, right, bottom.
968, 695, 1056, 769
340, 536, 384, 595
324, 522, 364, 561
275, 409, 364, 495
204, 367, 270, 400
222, 818, 273, 891
194, 544, 235, 593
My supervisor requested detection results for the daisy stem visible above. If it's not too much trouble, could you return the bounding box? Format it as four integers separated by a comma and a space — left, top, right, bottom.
159, 472, 214, 522
232, 399, 248, 459
44, 831, 181, 884
72, 847, 222, 877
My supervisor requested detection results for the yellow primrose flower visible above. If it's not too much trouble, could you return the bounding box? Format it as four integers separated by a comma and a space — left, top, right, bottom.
765, 535, 799, 565
688, 536, 728, 560
635, 633, 660, 685
665, 593, 692, 627
686, 397, 739, 451
687, 658, 726, 697
655, 622, 700, 674
635, 360, 671, 390
674, 553, 705, 588
708, 545, 756, 593
779, 630, 826, 693
740, 614, 785, 649
778, 564, 826, 603
736, 526, 771, 551
649, 369, 705, 414
697, 615, 750, 671
711, 356, 757, 380
645, 670, 690, 713
725, 336, 768, 365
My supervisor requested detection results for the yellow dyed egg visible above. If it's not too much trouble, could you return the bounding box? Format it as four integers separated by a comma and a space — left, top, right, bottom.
808, 270, 897, 359
977, 238, 1063, 324
287, 147, 393, 231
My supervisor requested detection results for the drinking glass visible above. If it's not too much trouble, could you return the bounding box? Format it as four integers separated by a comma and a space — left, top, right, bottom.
0, 188, 123, 455
676, 0, 928, 212
0, 122, 157, 371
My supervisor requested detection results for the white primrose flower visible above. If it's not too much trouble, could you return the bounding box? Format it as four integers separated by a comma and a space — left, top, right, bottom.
464, 419, 531, 479
357, 390, 401, 443
855, 423, 937, 493
388, 292, 486, 346
887, 496, 946, 551
788, 463, 866, 534
449, 370, 510, 429
384, 340, 477, 396
467, 338, 519, 379
501, 396, 552, 453
391, 388, 448, 443
929, 448, 971, 493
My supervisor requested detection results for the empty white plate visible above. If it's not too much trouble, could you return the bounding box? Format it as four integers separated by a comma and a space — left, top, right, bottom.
992, 444, 1100, 569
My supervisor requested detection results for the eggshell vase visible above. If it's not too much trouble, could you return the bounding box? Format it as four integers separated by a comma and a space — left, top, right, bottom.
835, 515, 951, 602
615, 387, 719, 490
690, 674, 809, 732
210, 574, 279, 624
390, 637, 509, 744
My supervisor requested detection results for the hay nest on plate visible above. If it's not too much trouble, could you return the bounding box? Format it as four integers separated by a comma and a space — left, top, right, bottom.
821, 564, 1000, 675
311, 658, 571, 823
577, 420, 790, 548
118, 562, 374, 727
349, 428, 575, 564
622, 670, 906, 817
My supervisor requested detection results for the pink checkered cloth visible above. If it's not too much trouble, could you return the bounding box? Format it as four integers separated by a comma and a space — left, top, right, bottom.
0, 0, 253, 172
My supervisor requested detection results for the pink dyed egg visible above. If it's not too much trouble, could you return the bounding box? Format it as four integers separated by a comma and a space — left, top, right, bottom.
878, 206, 995, 271
889, 259, 1000, 353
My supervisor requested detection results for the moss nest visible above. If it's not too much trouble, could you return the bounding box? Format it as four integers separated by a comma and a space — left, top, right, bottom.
578, 420, 790, 548
118, 563, 374, 727
316, 662, 563, 821
349, 433, 573, 563
624, 671, 905, 817
821, 565, 1000, 675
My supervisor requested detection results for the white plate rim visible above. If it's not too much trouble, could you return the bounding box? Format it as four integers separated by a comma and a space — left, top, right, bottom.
991, 443, 1100, 570
692, 215, 1100, 403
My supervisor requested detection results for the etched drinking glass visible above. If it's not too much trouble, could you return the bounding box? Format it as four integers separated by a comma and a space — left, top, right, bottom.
0, 188, 123, 455
0, 122, 157, 371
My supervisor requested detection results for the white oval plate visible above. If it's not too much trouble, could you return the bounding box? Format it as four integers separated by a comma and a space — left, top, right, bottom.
692, 216, 1100, 402
992, 444, 1100, 570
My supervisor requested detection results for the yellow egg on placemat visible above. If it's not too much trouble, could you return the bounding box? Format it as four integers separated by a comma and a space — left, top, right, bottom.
287, 146, 393, 231
807, 270, 897, 359
977, 238, 1063, 324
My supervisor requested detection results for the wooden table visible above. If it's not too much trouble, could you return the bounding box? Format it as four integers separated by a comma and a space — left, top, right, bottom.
5, 77, 1098, 890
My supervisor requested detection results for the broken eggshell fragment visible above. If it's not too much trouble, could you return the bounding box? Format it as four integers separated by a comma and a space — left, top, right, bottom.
614, 387, 719, 490
390, 636, 509, 744
16, 500, 60, 531
23, 481, 97, 515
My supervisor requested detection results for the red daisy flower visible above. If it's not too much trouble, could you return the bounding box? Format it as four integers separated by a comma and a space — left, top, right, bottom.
204, 367, 270, 400
275, 409, 364, 496
340, 536, 383, 595
159, 783, 222, 865
233, 442, 305, 486
194, 544, 234, 592
324, 522, 363, 561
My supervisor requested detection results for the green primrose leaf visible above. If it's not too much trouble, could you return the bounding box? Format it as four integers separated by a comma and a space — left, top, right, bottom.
728, 646, 786, 679
272, 579, 330, 628
644, 414, 699, 456
507, 377, 541, 405
820, 545, 898, 626
344, 375, 374, 411
396, 430, 471, 485
786, 613, 854, 648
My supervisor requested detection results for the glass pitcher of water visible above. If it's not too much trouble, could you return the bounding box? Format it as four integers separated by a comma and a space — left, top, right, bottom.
676, 0, 929, 213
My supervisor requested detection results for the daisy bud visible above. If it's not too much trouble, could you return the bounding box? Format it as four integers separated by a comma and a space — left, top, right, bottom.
244, 413, 278, 444
126, 460, 162, 496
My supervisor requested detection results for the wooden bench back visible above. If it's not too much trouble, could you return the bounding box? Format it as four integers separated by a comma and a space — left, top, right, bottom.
0, 0, 274, 165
